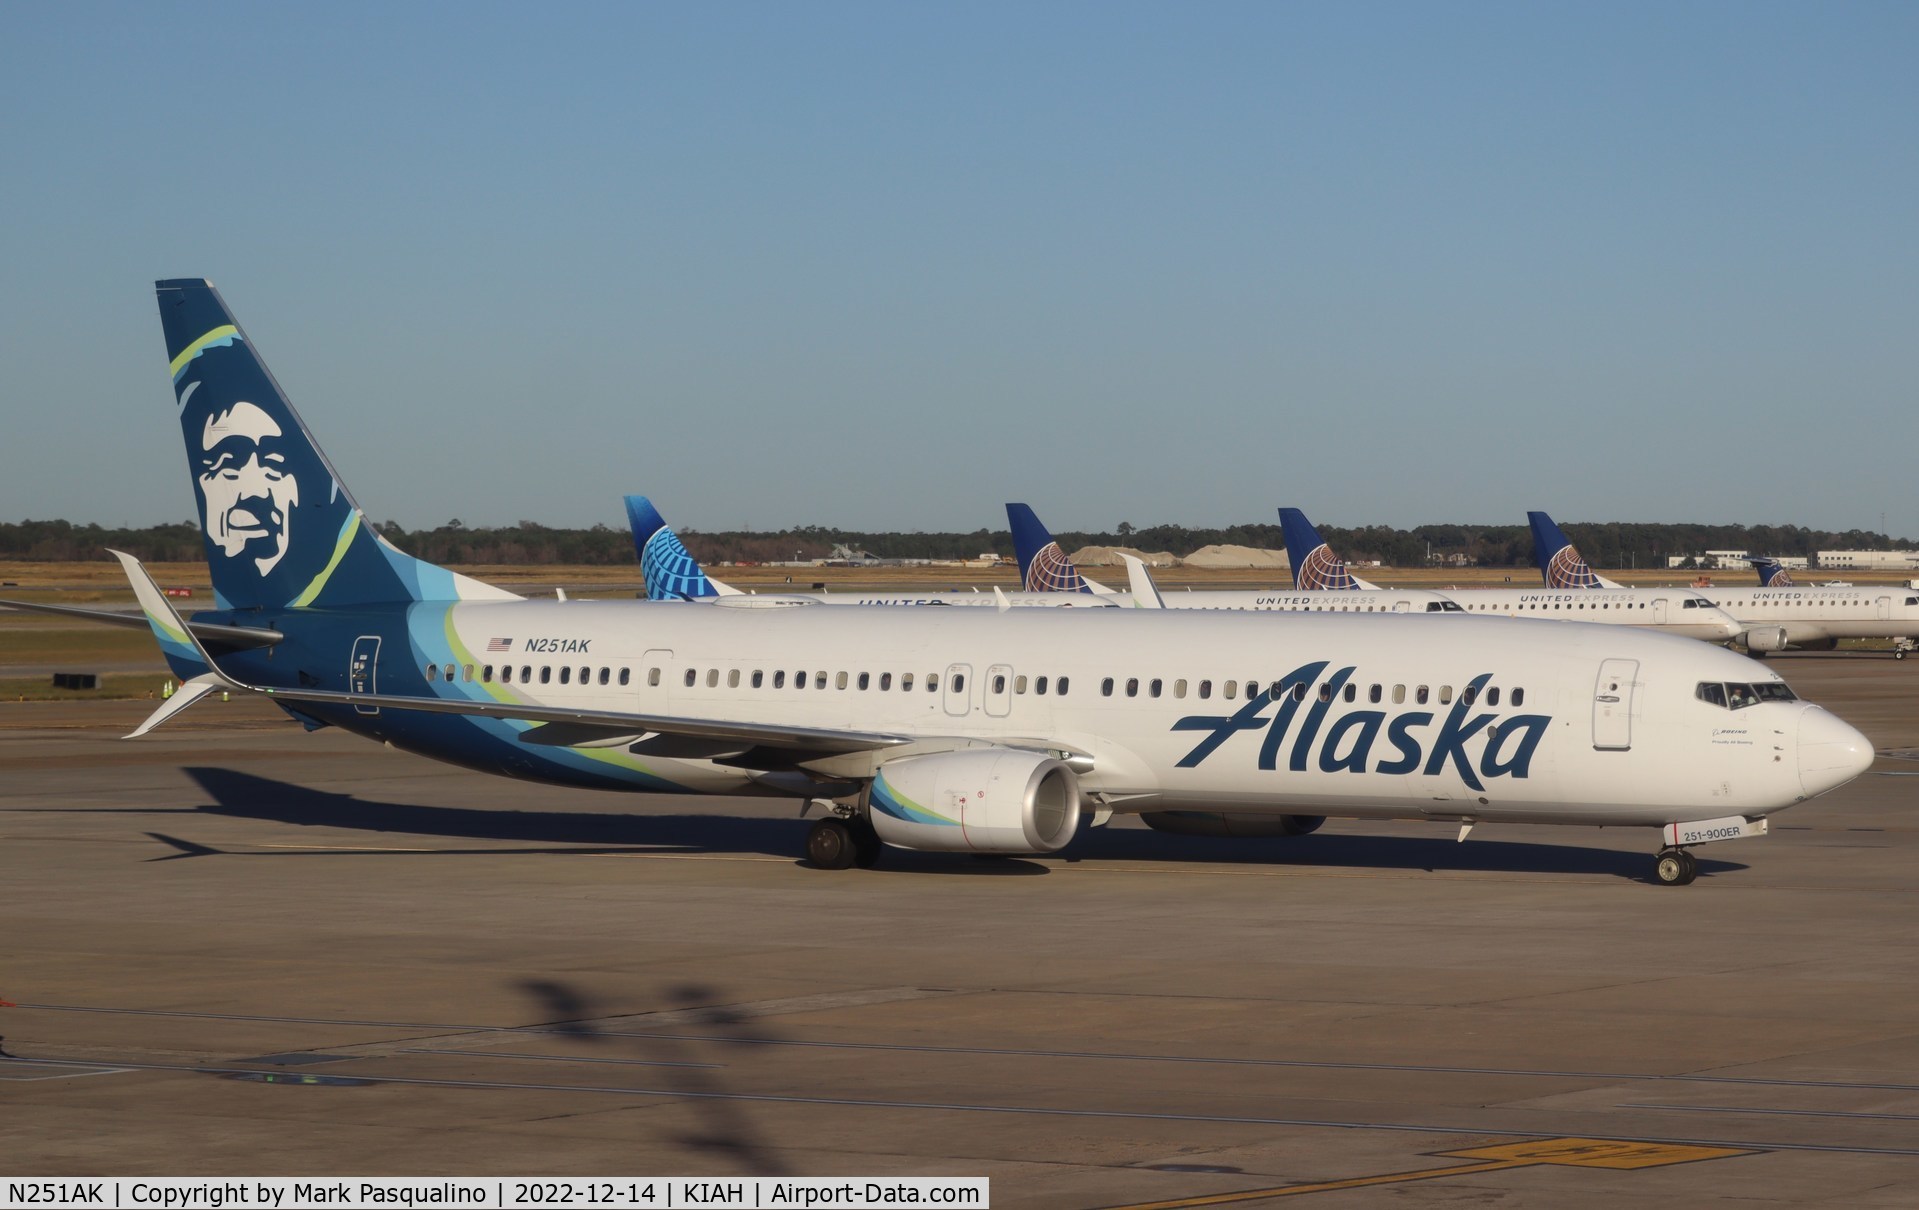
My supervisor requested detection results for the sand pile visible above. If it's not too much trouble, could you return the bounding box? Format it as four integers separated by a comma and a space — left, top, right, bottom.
1183, 544, 1289, 569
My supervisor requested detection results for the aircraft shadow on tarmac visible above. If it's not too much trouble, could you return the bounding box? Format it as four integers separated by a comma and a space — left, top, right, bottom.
112, 766, 1749, 883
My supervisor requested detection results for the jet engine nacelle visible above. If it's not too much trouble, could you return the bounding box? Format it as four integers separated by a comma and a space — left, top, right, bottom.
1743, 626, 1790, 653
1140, 811, 1325, 838
866, 749, 1082, 854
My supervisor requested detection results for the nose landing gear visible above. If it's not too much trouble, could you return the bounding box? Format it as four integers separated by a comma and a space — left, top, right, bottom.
1653, 847, 1698, 886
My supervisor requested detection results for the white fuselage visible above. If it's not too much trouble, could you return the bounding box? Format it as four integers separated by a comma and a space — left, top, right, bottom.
1438, 588, 1744, 641
1698, 585, 1919, 645
393, 601, 1857, 828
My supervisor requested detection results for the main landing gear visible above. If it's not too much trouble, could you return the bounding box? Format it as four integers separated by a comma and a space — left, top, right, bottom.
805, 808, 882, 870
1653, 848, 1698, 886
1894, 638, 1914, 661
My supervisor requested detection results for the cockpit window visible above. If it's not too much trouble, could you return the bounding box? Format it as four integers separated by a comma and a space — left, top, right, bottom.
1698, 681, 1797, 710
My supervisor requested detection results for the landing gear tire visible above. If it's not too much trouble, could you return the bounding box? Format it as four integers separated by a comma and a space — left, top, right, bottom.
806, 818, 857, 870
1896, 650, 1907, 661
1654, 849, 1698, 886
849, 817, 883, 869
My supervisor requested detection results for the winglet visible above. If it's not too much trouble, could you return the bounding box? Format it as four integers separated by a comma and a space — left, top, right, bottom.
111, 550, 245, 735
1119, 554, 1165, 609
126, 673, 225, 738
110, 550, 235, 684
993, 585, 1011, 612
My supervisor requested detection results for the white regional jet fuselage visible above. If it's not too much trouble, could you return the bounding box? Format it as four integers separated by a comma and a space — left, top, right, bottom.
1108, 588, 1463, 615
1696, 585, 1919, 654
1441, 588, 1743, 642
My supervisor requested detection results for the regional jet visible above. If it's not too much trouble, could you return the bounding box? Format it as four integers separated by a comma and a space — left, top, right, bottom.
20, 280, 1876, 887
1006, 505, 1467, 616
1276, 508, 1744, 643
1528, 513, 1919, 658
624, 495, 1113, 609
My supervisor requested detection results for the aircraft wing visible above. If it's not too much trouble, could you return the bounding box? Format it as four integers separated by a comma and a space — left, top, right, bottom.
108, 551, 905, 757
0, 598, 283, 650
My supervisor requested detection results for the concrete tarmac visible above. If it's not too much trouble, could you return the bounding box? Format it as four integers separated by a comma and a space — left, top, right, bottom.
1, 654, 1916, 1206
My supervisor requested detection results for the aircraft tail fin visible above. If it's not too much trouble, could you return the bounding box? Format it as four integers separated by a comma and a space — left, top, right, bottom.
1005, 503, 1092, 593
1278, 507, 1364, 590
156, 279, 517, 611
623, 495, 736, 598
1745, 556, 1796, 587
1527, 510, 1620, 589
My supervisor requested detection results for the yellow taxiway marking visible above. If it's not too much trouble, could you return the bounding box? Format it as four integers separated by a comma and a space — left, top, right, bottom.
1102, 1137, 1756, 1208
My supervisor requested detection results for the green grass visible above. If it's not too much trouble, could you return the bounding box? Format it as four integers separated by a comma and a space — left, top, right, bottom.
0, 673, 175, 701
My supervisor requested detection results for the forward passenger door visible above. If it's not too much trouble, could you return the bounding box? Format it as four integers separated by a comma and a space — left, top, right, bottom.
1592, 658, 1638, 751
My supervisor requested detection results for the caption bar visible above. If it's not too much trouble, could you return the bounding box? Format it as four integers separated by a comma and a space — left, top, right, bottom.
2, 1181, 987, 1210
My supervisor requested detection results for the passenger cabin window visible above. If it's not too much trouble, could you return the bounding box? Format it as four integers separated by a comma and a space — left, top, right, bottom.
1392, 684, 1406, 704
500, 665, 512, 684
1035, 675, 1048, 695
560, 667, 572, 685
1368, 684, 1381, 703
1223, 681, 1237, 700
727, 669, 740, 688
1415, 685, 1429, 705
949, 673, 963, 693
1198, 679, 1212, 700
649, 668, 661, 687
620, 668, 631, 686
901, 673, 913, 691
523, 665, 533, 683
1056, 676, 1070, 696
1486, 686, 1499, 706
1126, 678, 1140, 698
1015, 675, 1027, 694
1173, 679, 1186, 699
880, 672, 893, 690
599, 667, 611, 686
993, 674, 1007, 694
1511, 687, 1524, 707
464, 664, 474, 682
706, 669, 718, 688
774, 670, 786, 689
426, 663, 438, 682
445, 664, 455, 682
752, 670, 764, 688
836, 671, 848, 690
539, 666, 552, 685
482, 665, 494, 683
816, 672, 828, 690
1149, 678, 1162, 698
795, 670, 807, 690
927, 674, 939, 692
858, 672, 870, 690
1102, 678, 1115, 697
1438, 685, 1453, 705
683, 668, 696, 688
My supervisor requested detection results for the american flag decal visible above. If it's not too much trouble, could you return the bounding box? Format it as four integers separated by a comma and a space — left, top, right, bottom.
487, 637, 512, 652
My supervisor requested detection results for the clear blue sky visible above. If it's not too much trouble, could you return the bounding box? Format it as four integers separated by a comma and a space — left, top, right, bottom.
3, 2, 1914, 537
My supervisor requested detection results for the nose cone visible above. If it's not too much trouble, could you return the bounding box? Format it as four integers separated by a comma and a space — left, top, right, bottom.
1798, 706, 1874, 797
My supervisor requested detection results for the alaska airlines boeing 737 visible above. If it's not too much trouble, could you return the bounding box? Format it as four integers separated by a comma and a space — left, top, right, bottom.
625, 496, 1112, 609
1275, 508, 1743, 642
20, 280, 1877, 888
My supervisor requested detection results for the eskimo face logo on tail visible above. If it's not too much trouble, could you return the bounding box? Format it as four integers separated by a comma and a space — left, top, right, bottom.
1296, 544, 1357, 591
197, 401, 299, 576
1025, 543, 1086, 593
1546, 546, 1601, 590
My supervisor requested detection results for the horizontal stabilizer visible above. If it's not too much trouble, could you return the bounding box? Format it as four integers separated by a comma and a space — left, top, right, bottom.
0, 599, 282, 650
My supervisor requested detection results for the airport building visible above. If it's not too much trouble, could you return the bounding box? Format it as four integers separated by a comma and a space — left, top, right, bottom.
1817, 549, 1919, 571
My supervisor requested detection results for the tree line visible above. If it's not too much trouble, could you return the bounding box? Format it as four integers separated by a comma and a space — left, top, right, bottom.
3, 516, 1910, 570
